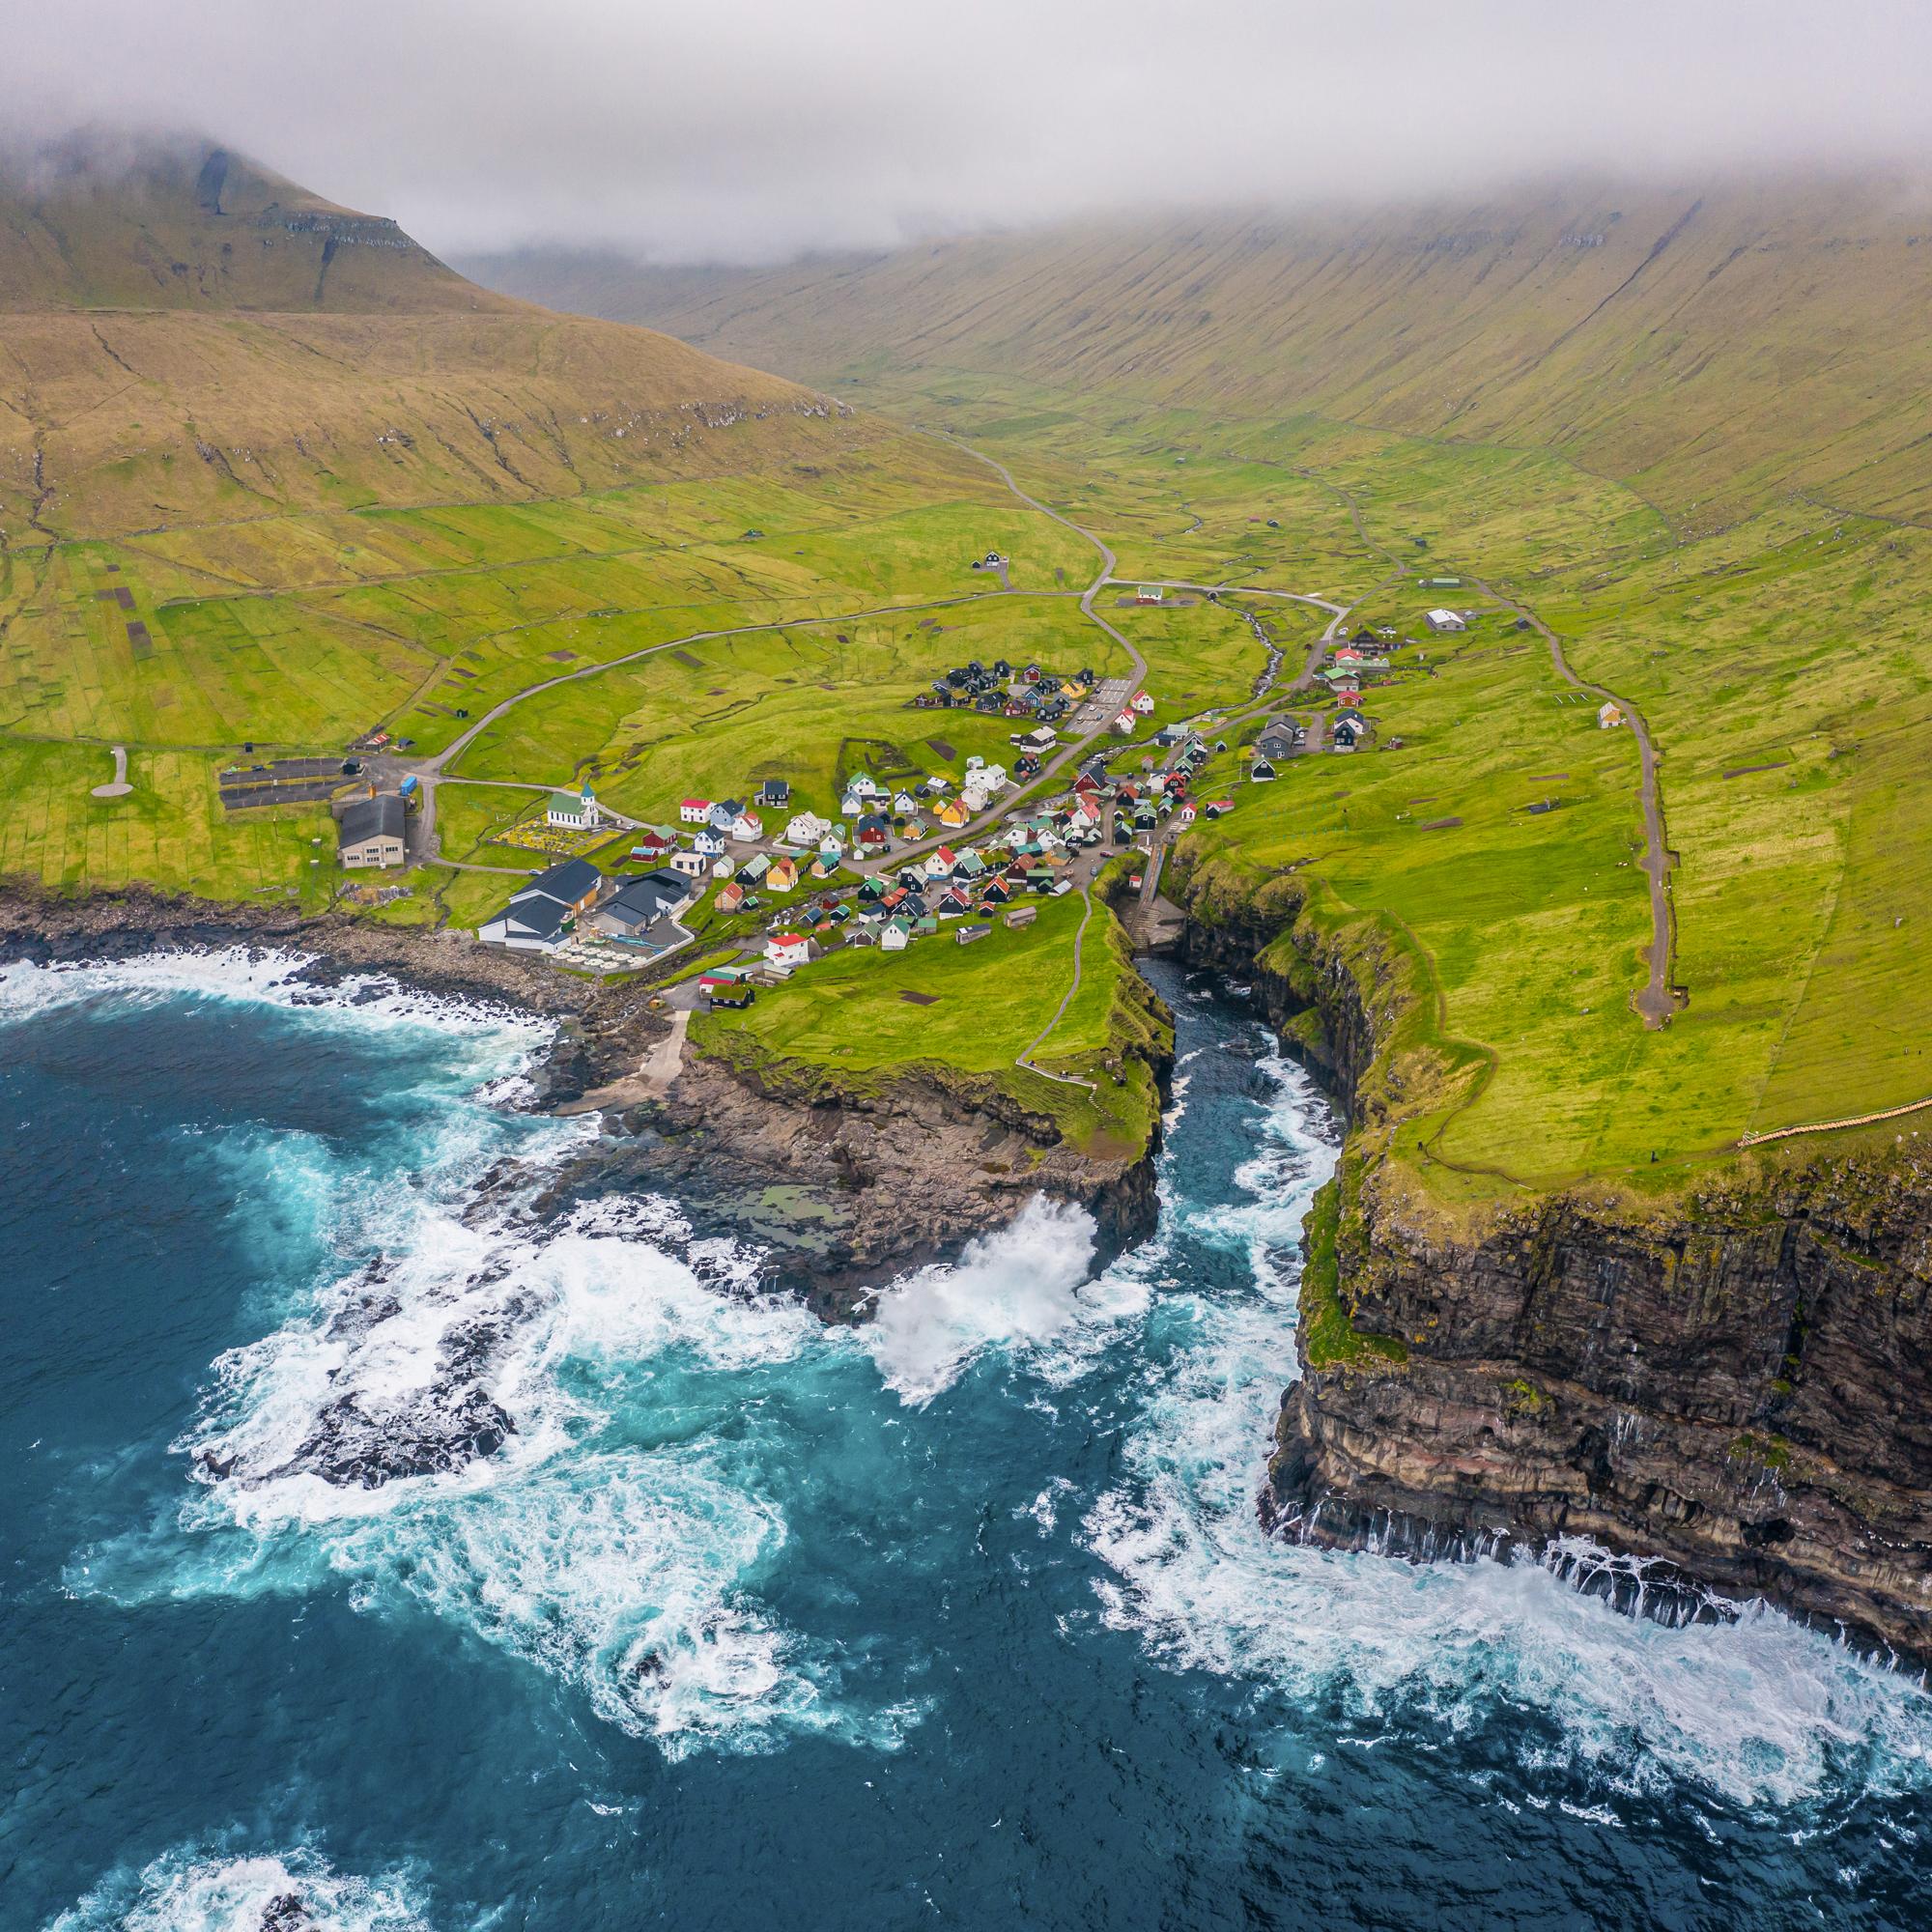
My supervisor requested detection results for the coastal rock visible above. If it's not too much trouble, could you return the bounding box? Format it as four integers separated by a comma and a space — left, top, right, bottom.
1, 880, 1166, 1323
1263, 1167, 1932, 1655
576, 1051, 1163, 1318
278, 1383, 519, 1489
1169, 852, 1932, 1660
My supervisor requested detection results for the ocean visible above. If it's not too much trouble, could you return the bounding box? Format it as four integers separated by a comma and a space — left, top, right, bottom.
4, 949, 1930, 1930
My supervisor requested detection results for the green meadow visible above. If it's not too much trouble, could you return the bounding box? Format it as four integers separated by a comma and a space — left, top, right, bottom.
692, 886, 1167, 1151
448, 597, 1125, 816
846, 374, 1932, 1195
11, 337, 1932, 1195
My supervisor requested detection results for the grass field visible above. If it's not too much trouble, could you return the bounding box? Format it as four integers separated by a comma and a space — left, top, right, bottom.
0, 439, 1099, 880
448, 596, 1124, 818
692, 887, 1168, 1150
0, 739, 338, 905
820, 376, 1932, 1197
13, 256, 1932, 1202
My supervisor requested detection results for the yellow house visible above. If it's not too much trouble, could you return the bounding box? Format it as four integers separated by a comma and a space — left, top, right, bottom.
767, 856, 800, 892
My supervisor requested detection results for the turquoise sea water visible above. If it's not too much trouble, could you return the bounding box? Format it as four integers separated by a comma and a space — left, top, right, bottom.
4, 949, 1931, 1929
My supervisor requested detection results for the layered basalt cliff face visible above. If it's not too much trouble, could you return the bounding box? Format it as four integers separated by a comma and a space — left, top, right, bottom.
1170, 857, 1932, 1659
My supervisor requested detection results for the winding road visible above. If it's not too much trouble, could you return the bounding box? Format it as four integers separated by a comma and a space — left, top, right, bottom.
1477, 580, 1677, 1027
1014, 883, 1100, 1091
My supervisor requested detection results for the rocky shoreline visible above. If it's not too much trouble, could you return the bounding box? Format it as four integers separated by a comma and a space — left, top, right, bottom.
1170, 855, 1932, 1662
0, 883, 1166, 1314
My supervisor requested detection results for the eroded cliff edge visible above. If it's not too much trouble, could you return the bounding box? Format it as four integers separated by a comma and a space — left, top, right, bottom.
1171, 854, 1932, 1660
0, 884, 1168, 1318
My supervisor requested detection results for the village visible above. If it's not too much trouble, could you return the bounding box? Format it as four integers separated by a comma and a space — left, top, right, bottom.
455, 711, 1225, 995
319, 588, 1473, 1004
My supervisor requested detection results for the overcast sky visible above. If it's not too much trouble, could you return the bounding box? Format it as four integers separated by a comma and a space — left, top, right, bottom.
10, 0, 1932, 262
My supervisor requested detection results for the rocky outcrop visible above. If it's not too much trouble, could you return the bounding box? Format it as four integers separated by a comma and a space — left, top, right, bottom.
1167, 853, 1932, 1660
1264, 1164, 1932, 1655
569, 1048, 1163, 1319
1, 882, 1166, 1317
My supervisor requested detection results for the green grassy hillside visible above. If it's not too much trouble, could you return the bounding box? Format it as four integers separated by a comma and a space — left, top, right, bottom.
823, 381, 1932, 1193
463, 174, 1932, 528
0, 135, 895, 540
17, 142, 1932, 1188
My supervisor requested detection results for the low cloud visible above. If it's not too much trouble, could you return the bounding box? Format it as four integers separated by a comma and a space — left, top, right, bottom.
7, 0, 1931, 263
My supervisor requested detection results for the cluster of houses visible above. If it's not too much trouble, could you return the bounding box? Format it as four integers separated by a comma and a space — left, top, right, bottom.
476, 857, 700, 954
477, 753, 1040, 955
724, 735, 1224, 987
916, 656, 1101, 723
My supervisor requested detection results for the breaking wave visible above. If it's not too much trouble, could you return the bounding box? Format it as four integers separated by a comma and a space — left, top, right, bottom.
862, 1195, 1114, 1404
0, 946, 541, 1037
46, 1844, 437, 1932
42, 949, 1932, 1828
1082, 1040, 1932, 1812
73, 1164, 903, 1756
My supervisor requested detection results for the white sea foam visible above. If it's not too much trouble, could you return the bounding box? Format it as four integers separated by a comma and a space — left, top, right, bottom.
166, 1181, 875, 1753
46, 1844, 437, 1932
69, 1046, 896, 1757
0, 947, 547, 1052
862, 1195, 1111, 1405
1084, 1038, 1932, 1810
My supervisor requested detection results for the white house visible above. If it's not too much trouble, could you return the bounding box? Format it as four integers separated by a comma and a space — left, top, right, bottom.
1130, 690, 1155, 714
693, 826, 726, 858
1425, 609, 1466, 634
731, 808, 764, 841
893, 790, 920, 816
712, 856, 736, 880
846, 772, 885, 801
1136, 584, 1164, 606
839, 789, 866, 818
881, 919, 911, 952
765, 932, 812, 971
1113, 709, 1137, 735
783, 810, 831, 847
1598, 701, 1625, 729
547, 784, 600, 831
977, 763, 1008, 791
923, 846, 955, 880
679, 797, 713, 825
669, 850, 708, 878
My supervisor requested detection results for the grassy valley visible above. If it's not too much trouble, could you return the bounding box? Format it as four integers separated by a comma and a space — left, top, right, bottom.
13, 144, 1932, 1188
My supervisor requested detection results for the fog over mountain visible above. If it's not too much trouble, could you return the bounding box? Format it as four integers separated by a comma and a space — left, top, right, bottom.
7, 0, 1931, 264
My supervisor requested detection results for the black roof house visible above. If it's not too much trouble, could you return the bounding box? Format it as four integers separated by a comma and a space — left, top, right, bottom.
529, 857, 602, 904
339, 792, 406, 849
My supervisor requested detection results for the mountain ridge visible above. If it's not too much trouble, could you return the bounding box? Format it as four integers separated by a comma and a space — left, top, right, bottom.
459, 173, 1932, 526
0, 135, 898, 540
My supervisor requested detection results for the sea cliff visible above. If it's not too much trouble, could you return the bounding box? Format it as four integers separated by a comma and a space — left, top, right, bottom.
1169, 852, 1932, 1659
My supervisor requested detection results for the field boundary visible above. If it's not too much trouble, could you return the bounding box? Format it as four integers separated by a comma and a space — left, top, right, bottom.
1740, 1094, 1932, 1148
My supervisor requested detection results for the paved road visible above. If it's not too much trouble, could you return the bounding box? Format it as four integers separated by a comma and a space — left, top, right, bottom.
399, 584, 1025, 870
